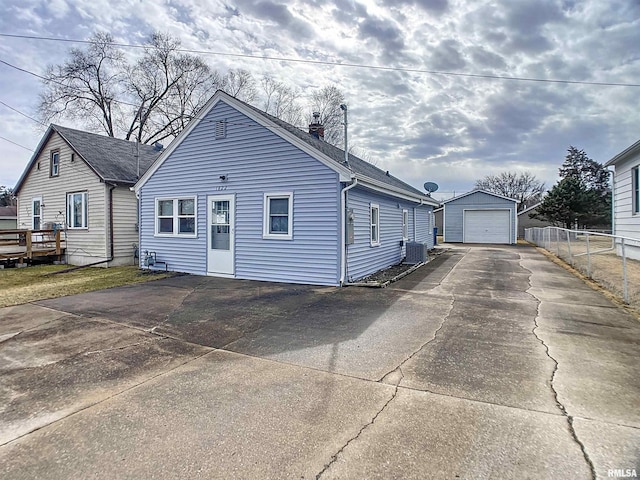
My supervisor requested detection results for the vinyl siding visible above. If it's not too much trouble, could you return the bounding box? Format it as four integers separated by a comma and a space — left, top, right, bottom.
111, 186, 138, 266
612, 154, 640, 260
345, 186, 432, 282
444, 191, 517, 244
16, 132, 108, 264
139, 100, 341, 285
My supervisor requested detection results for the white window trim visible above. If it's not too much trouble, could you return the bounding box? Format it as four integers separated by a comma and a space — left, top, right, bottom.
154, 196, 198, 237
66, 192, 88, 229
263, 192, 293, 240
32, 197, 42, 230
370, 203, 380, 246
402, 209, 409, 240
632, 165, 639, 215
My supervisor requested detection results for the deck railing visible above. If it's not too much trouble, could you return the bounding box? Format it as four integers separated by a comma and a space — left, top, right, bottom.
0, 228, 66, 261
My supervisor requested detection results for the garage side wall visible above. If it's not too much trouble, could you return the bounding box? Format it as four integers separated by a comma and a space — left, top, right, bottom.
444, 192, 517, 244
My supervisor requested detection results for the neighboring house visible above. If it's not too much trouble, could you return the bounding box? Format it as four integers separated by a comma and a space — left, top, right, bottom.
14, 125, 162, 266
135, 90, 439, 286
605, 139, 640, 260
517, 202, 552, 238
434, 207, 443, 234
0, 206, 17, 230
442, 189, 518, 244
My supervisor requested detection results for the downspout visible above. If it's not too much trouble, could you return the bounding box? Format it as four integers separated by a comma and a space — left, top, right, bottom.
340, 176, 358, 286
52, 184, 115, 273
109, 184, 115, 262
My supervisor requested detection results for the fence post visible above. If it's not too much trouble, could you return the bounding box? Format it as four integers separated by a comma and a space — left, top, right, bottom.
567, 230, 572, 265
622, 238, 629, 303
586, 233, 591, 277
26, 230, 32, 259
556, 228, 560, 255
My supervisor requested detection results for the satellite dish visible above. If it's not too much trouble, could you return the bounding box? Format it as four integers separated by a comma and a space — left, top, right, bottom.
424, 182, 439, 193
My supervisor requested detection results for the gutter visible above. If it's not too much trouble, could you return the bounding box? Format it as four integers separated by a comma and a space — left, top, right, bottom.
339, 176, 358, 285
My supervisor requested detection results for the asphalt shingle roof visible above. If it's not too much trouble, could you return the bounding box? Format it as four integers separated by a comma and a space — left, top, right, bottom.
240, 99, 429, 199
53, 125, 163, 184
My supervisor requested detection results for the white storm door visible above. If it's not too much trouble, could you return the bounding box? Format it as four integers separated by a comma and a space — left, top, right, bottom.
207, 195, 235, 276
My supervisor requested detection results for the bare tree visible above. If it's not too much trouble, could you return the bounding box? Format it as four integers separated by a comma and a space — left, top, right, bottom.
474, 171, 545, 211
39, 32, 218, 144
260, 75, 303, 126
221, 69, 258, 104
125, 32, 217, 144
39, 32, 125, 136
308, 85, 345, 146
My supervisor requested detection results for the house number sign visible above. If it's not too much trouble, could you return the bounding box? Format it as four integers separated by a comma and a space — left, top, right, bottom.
214, 186, 228, 191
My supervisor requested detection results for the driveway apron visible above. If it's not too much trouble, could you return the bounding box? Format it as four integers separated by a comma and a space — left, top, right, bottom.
1, 246, 638, 479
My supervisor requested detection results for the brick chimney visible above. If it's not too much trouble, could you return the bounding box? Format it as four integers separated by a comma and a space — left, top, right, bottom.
308, 112, 324, 140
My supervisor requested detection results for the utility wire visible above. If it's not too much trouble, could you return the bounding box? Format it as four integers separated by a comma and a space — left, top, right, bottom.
0, 99, 47, 126
1, 32, 639, 88
0, 135, 33, 151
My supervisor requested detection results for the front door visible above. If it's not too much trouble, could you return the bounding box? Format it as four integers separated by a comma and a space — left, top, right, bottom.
207, 195, 235, 276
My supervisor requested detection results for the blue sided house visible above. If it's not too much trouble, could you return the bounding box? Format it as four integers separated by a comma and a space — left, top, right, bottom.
135, 90, 439, 286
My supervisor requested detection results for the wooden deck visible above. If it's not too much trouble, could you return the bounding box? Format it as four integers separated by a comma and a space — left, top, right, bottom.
0, 229, 66, 263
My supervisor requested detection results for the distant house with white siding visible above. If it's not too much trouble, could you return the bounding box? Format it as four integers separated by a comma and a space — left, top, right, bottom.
14, 125, 162, 266
605, 138, 640, 260
134, 90, 439, 286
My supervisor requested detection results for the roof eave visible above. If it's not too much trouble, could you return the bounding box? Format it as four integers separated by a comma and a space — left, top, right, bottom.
356, 174, 440, 205
442, 188, 519, 204
605, 138, 640, 167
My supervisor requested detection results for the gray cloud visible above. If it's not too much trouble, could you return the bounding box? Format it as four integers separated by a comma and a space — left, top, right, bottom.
429, 39, 466, 71
358, 15, 405, 52
380, 0, 448, 15
233, 0, 314, 38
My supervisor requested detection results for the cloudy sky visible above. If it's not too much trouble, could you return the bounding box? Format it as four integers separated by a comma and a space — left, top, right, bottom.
0, 0, 639, 201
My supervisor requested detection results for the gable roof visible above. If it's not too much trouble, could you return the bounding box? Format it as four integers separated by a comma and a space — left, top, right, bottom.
442, 189, 519, 204
136, 90, 439, 206
605, 138, 640, 167
14, 124, 163, 194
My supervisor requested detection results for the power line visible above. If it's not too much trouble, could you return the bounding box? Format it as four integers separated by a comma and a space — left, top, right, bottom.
1, 32, 639, 88
0, 135, 33, 151
0, 99, 47, 126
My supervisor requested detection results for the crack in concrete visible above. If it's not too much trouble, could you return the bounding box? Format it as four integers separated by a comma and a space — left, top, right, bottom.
315, 378, 402, 480
147, 280, 206, 334
521, 256, 597, 480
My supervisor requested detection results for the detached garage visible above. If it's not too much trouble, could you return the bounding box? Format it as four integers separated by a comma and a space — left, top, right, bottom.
443, 190, 518, 244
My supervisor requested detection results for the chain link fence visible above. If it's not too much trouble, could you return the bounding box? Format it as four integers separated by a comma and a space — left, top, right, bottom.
525, 227, 640, 308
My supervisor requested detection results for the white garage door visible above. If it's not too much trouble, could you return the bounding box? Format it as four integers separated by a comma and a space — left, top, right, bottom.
463, 209, 511, 244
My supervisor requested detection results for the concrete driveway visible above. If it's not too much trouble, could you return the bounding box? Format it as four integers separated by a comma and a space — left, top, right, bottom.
1, 246, 638, 479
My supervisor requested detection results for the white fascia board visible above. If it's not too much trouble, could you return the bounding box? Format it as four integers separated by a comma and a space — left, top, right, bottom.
356, 174, 440, 206
443, 188, 519, 204
605, 138, 640, 167
135, 91, 352, 192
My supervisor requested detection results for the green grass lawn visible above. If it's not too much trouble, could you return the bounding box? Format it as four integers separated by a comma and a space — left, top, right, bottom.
0, 265, 173, 308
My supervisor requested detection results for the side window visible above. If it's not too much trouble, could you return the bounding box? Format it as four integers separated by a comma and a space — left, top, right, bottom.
402, 209, 408, 239
67, 192, 88, 229
50, 151, 60, 177
263, 193, 293, 240
633, 166, 639, 215
370, 204, 380, 246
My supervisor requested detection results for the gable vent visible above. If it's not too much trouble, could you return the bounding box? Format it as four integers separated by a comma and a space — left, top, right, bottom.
215, 119, 227, 139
